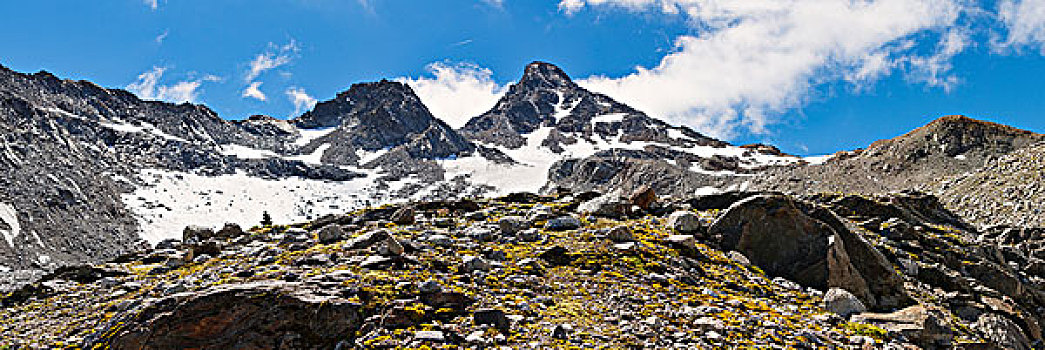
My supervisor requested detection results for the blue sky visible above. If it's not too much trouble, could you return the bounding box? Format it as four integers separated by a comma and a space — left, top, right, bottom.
1, 0, 1044, 155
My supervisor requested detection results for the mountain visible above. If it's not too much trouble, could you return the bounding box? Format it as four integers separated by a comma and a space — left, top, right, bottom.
749, 115, 1045, 195
2, 60, 1045, 348
454, 61, 803, 196
0, 65, 360, 275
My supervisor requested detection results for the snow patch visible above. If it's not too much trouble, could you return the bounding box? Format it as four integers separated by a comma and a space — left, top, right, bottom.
286, 144, 330, 165
294, 127, 338, 147
100, 121, 188, 143
220, 144, 279, 160
123, 169, 384, 244
803, 154, 835, 165
591, 113, 626, 125
0, 203, 20, 248
356, 148, 390, 166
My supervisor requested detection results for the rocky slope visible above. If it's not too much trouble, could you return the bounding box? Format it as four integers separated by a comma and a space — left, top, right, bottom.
750, 115, 1045, 195
2, 189, 1041, 348
937, 142, 1045, 228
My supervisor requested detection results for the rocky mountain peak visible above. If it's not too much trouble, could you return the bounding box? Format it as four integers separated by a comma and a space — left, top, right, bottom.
866, 114, 1044, 159
294, 79, 427, 130
519, 61, 575, 90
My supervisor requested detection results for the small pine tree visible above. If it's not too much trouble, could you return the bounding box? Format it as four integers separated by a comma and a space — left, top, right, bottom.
261, 211, 273, 227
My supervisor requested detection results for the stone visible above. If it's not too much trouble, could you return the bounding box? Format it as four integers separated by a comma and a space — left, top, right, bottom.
552, 324, 573, 340
726, 251, 751, 266
539, 246, 575, 266
215, 223, 244, 240
317, 225, 346, 244
544, 216, 583, 231
967, 261, 1023, 297
418, 280, 442, 294
665, 235, 696, 249
851, 305, 952, 348
823, 288, 867, 318
606, 225, 634, 242
629, 186, 657, 211
473, 309, 509, 331
498, 216, 529, 236
517, 229, 542, 242
462, 256, 491, 273
97, 283, 362, 348
667, 211, 702, 233
708, 195, 911, 310
182, 225, 215, 244
426, 234, 453, 247
414, 330, 445, 342
390, 207, 415, 225
972, 313, 1032, 350
577, 195, 628, 219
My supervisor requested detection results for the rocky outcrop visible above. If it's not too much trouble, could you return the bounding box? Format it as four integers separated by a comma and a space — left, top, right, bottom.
94, 282, 363, 349
707, 194, 911, 310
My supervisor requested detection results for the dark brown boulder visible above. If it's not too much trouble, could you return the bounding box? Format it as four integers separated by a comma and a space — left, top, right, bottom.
94, 282, 362, 349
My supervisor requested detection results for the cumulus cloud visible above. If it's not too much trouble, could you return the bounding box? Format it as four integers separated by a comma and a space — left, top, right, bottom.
286, 87, 318, 117
126, 67, 207, 103
399, 62, 508, 128
242, 81, 267, 101
997, 0, 1045, 53
560, 0, 967, 139
245, 40, 299, 83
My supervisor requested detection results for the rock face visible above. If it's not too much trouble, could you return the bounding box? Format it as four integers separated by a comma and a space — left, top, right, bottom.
293, 80, 481, 169
95, 282, 363, 349
708, 195, 910, 310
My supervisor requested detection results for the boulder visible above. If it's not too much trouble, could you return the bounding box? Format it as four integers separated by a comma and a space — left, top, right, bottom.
666, 211, 702, 234
215, 223, 245, 240
390, 207, 415, 225
823, 288, 867, 318
498, 216, 529, 236
628, 186, 657, 211
577, 195, 628, 219
606, 225, 634, 242
708, 195, 910, 310
972, 313, 1032, 350
544, 216, 583, 231
317, 224, 346, 244
851, 305, 953, 348
94, 282, 362, 349
473, 309, 509, 331
182, 225, 215, 244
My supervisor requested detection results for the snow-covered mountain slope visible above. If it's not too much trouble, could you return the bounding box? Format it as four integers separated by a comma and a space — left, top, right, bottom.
0, 60, 829, 275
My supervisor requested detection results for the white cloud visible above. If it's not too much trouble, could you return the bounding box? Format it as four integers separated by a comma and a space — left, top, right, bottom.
155, 29, 169, 45
286, 87, 318, 117
561, 0, 967, 139
126, 67, 207, 104
399, 62, 508, 128
143, 0, 158, 10
997, 0, 1045, 53
245, 40, 299, 83
242, 81, 267, 101
482, 0, 504, 8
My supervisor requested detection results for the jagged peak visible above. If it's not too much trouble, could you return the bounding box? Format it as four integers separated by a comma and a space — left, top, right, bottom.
518, 61, 574, 89
335, 79, 416, 101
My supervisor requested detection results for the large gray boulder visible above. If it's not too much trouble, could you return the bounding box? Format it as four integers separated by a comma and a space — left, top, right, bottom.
707, 194, 910, 310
